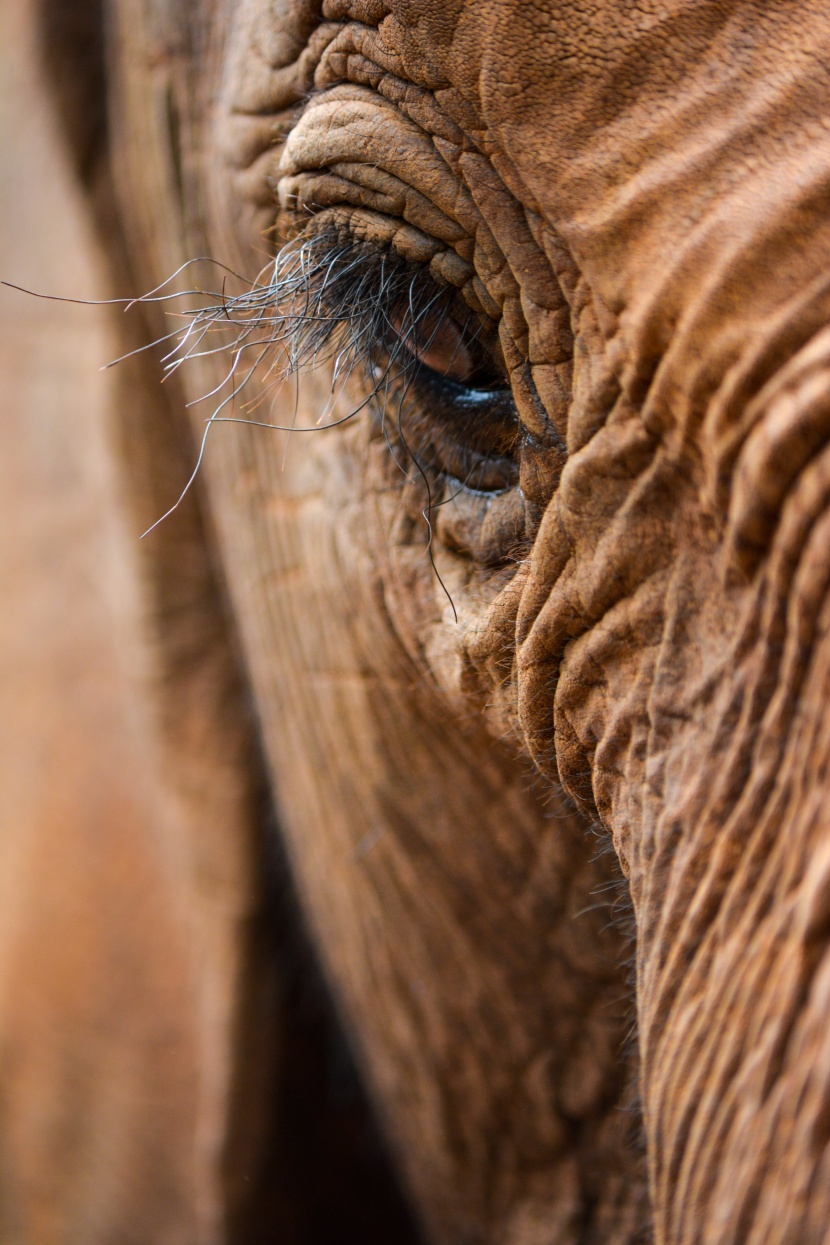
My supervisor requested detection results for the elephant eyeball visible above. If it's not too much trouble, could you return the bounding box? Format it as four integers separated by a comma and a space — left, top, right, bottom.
390, 309, 477, 385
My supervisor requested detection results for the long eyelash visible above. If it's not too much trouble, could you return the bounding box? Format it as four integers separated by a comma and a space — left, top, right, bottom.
3, 227, 478, 617
134, 228, 467, 621
259, 234, 465, 614
161, 225, 460, 417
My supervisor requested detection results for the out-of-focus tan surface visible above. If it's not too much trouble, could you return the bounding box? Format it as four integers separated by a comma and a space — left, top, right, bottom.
0, 4, 209, 1240
0, 1, 131, 812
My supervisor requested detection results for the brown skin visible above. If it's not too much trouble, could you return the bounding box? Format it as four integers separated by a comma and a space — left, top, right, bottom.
15, 0, 830, 1241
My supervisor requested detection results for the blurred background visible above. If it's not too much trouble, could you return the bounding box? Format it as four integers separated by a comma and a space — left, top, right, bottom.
0, 7, 422, 1241
0, 2, 196, 1231
0, 0, 124, 857
0, 0, 161, 1030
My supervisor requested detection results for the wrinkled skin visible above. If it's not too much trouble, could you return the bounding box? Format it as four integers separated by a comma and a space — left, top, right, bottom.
14, 0, 830, 1242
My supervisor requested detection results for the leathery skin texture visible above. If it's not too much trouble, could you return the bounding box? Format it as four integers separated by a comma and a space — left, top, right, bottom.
36, 0, 830, 1241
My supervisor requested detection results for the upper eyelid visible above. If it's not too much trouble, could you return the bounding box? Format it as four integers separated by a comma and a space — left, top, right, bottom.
278, 224, 452, 363
227, 215, 504, 404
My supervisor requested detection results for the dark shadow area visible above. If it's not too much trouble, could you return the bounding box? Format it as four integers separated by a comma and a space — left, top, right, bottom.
231, 814, 425, 1245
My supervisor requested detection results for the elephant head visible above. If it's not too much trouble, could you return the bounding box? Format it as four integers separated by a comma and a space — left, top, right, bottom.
33, 0, 830, 1241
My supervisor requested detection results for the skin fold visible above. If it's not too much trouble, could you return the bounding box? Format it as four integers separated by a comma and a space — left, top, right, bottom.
12, 0, 830, 1241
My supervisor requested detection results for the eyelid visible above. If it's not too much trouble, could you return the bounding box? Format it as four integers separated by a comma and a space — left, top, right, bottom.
272, 218, 511, 410
264, 222, 522, 498
277, 223, 460, 380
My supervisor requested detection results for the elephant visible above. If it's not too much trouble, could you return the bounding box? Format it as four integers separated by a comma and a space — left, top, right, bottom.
8, 0, 830, 1241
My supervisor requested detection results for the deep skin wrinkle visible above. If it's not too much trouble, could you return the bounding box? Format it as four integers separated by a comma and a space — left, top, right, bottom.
25, 0, 830, 1241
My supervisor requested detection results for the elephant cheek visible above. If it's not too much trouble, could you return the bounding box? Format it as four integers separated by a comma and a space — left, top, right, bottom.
512, 411, 671, 874
536, 454, 830, 1244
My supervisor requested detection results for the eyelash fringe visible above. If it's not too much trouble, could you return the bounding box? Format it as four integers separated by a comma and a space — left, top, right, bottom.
140, 224, 457, 434
4, 224, 489, 618
110, 225, 468, 615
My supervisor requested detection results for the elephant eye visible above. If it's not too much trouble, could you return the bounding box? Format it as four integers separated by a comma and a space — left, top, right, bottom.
376, 299, 520, 493
387, 308, 482, 385
270, 224, 520, 495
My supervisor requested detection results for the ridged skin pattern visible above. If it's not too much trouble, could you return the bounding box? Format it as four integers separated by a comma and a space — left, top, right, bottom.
21, 1, 830, 1243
